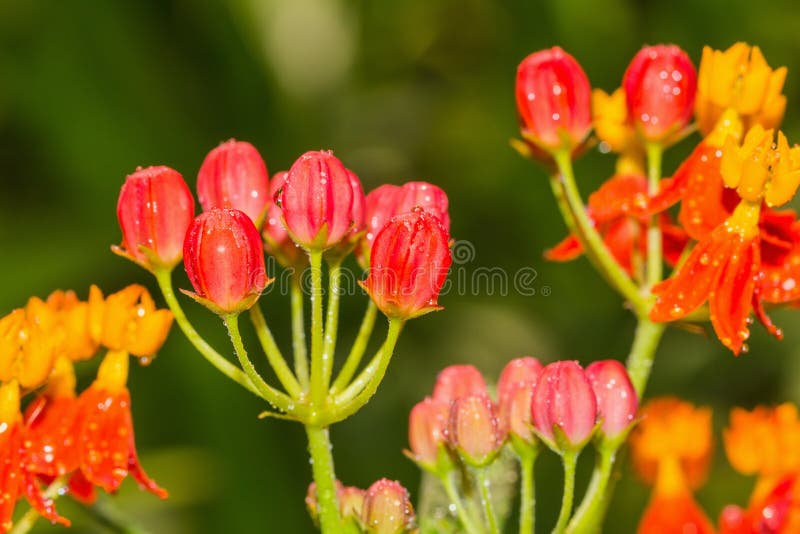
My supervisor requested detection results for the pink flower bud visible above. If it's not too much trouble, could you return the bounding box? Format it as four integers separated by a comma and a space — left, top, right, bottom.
407, 397, 449, 468
278, 150, 354, 251
623, 44, 697, 143
497, 357, 543, 399
262, 171, 304, 268
361, 479, 415, 534
115, 166, 194, 270
183, 208, 269, 314
515, 47, 592, 152
197, 140, 270, 225
339, 485, 366, 521
498, 381, 536, 445
432, 364, 487, 405
532, 361, 597, 449
447, 393, 506, 466
360, 182, 450, 266
585, 360, 638, 440
361, 209, 452, 320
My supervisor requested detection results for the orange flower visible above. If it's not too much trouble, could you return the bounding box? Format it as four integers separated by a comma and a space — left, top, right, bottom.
89, 285, 173, 359
651, 126, 800, 353
0, 380, 70, 532
695, 43, 787, 137
546, 174, 688, 277
630, 397, 715, 534
45, 289, 98, 361
72, 350, 167, 498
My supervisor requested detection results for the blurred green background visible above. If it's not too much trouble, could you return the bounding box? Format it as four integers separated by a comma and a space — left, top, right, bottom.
2, 0, 800, 532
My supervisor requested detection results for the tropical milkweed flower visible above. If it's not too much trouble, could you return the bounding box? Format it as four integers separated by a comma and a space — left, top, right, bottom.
515, 47, 592, 156
630, 397, 715, 534
650, 125, 800, 354
695, 42, 787, 136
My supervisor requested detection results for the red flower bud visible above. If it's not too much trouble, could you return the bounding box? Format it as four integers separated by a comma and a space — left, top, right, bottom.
447, 393, 506, 467
262, 171, 304, 268
407, 397, 449, 469
114, 166, 194, 271
532, 361, 597, 450
432, 364, 487, 405
327, 169, 366, 259
497, 356, 543, 398
278, 150, 354, 251
197, 140, 270, 225
183, 208, 269, 314
585, 360, 638, 440
515, 47, 592, 152
498, 381, 536, 445
623, 44, 697, 143
361, 479, 415, 534
360, 182, 450, 266
361, 209, 452, 319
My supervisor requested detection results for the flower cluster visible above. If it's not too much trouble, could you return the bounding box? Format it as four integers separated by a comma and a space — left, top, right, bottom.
0, 285, 172, 532
406, 357, 637, 532
517, 43, 800, 355
631, 397, 800, 534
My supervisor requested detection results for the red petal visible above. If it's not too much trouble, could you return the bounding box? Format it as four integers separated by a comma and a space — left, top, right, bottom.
709, 237, 759, 354
588, 174, 649, 221
544, 234, 583, 261
67, 470, 97, 504
650, 229, 732, 322
660, 214, 690, 266
23, 395, 80, 477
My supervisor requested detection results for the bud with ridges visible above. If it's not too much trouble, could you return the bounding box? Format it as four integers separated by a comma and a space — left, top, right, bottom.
531, 360, 598, 452
404, 397, 453, 474
114, 166, 195, 271
447, 393, 506, 467
182, 208, 270, 315
585, 359, 638, 443
361, 479, 416, 534
431, 364, 487, 405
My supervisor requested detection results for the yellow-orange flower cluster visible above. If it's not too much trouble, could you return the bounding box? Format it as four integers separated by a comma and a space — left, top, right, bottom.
0, 285, 173, 532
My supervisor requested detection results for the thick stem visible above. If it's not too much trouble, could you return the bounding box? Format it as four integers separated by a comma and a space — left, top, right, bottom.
308, 251, 327, 406
291, 272, 310, 390
553, 450, 578, 534
625, 317, 665, 398
552, 151, 646, 314
441, 472, 483, 534
329, 319, 403, 423
322, 261, 342, 394
249, 304, 302, 398
645, 142, 664, 289
477, 468, 500, 534
330, 301, 378, 394
306, 425, 341, 533
9, 476, 68, 534
153, 268, 258, 396
565, 447, 616, 534
223, 314, 295, 414
519, 453, 536, 534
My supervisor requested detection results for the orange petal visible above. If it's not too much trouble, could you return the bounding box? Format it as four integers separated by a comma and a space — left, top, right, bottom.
637, 492, 716, 534
545, 234, 583, 262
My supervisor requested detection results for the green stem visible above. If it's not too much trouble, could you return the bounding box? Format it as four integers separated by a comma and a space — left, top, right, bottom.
87, 493, 152, 533
440, 472, 483, 534
322, 261, 342, 394
9, 476, 68, 534
329, 319, 403, 423
291, 272, 310, 390
249, 304, 302, 398
565, 447, 616, 534
153, 268, 258, 396
223, 314, 295, 414
553, 451, 578, 534
306, 425, 342, 533
645, 142, 664, 289
308, 251, 327, 407
552, 151, 646, 315
477, 469, 500, 534
519, 453, 536, 534
330, 300, 377, 394
625, 317, 665, 398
